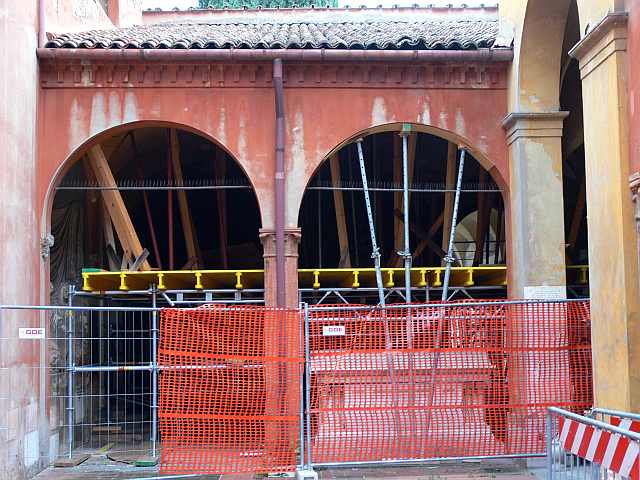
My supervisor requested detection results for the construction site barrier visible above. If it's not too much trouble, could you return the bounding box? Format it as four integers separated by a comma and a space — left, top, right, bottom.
156, 299, 591, 474
158, 304, 303, 475
303, 300, 592, 467
547, 407, 640, 479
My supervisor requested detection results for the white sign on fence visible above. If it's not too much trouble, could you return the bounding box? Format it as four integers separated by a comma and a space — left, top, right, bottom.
523, 285, 567, 300
322, 325, 346, 337
19, 328, 45, 339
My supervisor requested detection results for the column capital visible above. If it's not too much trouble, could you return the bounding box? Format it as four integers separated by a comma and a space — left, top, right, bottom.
569, 12, 628, 80
501, 111, 569, 146
259, 228, 301, 257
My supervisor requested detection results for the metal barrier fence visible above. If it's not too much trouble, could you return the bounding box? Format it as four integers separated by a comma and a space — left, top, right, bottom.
0, 303, 160, 470
547, 407, 640, 479
0, 298, 592, 475
302, 299, 592, 469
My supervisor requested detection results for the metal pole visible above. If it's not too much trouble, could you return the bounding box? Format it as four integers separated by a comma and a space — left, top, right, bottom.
355, 139, 385, 308
151, 286, 158, 458
303, 304, 312, 468
355, 139, 401, 451
441, 148, 466, 301
546, 411, 553, 480
298, 303, 305, 468
401, 132, 412, 304
66, 285, 75, 459
400, 130, 416, 455
424, 147, 466, 443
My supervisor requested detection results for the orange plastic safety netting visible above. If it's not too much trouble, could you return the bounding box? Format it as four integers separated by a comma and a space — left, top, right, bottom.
158, 305, 302, 475
305, 300, 592, 464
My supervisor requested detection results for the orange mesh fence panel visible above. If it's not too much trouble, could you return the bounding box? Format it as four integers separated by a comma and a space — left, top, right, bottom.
158, 305, 302, 475
306, 300, 592, 464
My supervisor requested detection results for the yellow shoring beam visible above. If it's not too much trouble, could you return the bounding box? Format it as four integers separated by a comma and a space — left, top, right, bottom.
80, 266, 589, 293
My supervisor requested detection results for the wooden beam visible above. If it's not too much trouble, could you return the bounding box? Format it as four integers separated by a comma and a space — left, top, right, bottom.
329, 154, 351, 268
441, 142, 457, 265
392, 135, 402, 266
568, 175, 587, 261
86, 145, 150, 271
413, 213, 444, 261
473, 169, 491, 266
494, 204, 504, 264
394, 208, 447, 260
101, 201, 119, 271
170, 129, 201, 269
214, 149, 228, 269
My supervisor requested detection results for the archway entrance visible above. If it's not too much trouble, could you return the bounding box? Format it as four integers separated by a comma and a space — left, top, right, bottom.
47, 125, 263, 456
298, 128, 507, 304
50, 126, 263, 302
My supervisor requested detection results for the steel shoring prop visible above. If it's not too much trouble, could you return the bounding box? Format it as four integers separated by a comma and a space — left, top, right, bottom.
400, 130, 417, 456
425, 146, 466, 445
355, 139, 402, 454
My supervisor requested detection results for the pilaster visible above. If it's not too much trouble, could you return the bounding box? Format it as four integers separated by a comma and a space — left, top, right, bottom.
259, 228, 301, 308
570, 12, 640, 411
502, 111, 568, 299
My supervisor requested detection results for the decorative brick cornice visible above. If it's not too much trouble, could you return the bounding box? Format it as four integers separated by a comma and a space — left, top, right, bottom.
501, 111, 569, 146
39, 61, 507, 89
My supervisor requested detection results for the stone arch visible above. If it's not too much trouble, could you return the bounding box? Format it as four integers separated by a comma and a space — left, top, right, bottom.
515, 0, 578, 112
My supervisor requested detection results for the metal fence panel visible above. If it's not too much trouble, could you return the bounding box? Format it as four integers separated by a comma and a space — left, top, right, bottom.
304, 300, 592, 467
158, 304, 303, 475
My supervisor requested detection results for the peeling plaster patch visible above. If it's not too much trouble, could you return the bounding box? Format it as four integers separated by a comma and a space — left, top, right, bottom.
108, 91, 122, 128
69, 98, 88, 152
217, 105, 227, 146
421, 101, 431, 126
89, 93, 106, 138
438, 111, 448, 129
123, 91, 138, 124
237, 115, 247, 165
371, 97, 387, 126
455, 109, 466, 136
289, 110, 306, 224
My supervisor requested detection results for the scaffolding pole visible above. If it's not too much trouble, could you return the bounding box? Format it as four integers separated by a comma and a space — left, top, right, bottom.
424, 146, 466, 439
355, 139, 385, 308
355, 138, 401, 448
442, 148, 466, 301
400, 128, 417, 455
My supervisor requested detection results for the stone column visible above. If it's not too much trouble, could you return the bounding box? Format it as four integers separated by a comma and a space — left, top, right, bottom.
502, 112, 568, 299
570, 13, 640, 411
259, 228, 301, 308
501, 112, 570, 452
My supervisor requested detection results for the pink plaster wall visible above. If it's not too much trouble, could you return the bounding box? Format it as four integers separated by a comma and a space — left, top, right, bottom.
628, 0, 640, 175
0, 1, 46, 478
108, 0, 143, 27
38, 80, 508, 235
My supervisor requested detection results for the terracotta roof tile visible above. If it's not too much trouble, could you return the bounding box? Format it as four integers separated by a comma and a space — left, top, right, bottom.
46, 11, 499, 50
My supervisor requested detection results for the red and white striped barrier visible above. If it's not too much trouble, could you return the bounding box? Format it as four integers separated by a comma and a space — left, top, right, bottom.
559, 416, 640, 479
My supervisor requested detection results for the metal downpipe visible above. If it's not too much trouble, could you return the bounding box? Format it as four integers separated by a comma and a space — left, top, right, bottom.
273, 58, 286, 307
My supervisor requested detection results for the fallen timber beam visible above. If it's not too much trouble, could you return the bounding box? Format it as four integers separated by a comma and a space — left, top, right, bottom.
86, 145, 150, 271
